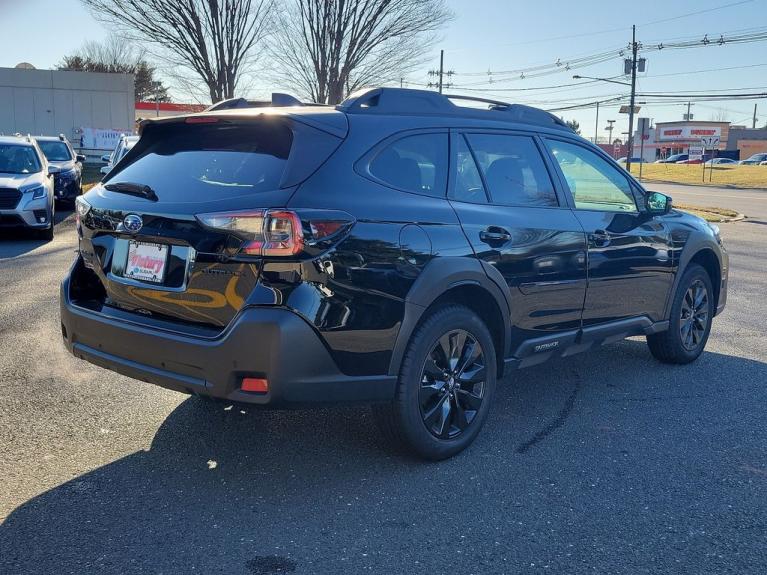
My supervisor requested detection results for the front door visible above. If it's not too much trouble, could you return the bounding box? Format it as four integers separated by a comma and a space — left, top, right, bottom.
449, 131, 588, 357
543, 138, 674, 326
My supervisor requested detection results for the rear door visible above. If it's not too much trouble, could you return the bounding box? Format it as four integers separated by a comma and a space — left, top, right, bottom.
448, 130, 588, 358
542, 137, 673, 326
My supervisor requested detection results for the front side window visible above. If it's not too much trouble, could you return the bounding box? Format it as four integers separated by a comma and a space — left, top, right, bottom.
546, 139, 637, 212
37, 141, 72, 162
0, 144, 41, 174
465, 133, 558, 207
368, 133, 447, 197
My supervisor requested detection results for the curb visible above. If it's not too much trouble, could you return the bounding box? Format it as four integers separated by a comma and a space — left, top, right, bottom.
635, 178, 767, 192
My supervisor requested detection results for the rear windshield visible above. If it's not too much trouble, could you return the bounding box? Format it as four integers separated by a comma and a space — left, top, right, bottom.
37, 141, 72, 162
0, 144, 41, 174
107, 123, 293, 199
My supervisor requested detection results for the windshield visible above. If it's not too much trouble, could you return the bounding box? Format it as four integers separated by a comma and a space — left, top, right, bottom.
0, 144, 42, 174
107, 123, 292, 201
37, 141, 72, 162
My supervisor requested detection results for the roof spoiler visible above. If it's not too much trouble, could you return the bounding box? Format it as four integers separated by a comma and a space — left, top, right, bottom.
205, 93, 305, 112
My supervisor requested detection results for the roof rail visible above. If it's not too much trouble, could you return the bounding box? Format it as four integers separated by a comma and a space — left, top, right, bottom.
337, 87, 570, 130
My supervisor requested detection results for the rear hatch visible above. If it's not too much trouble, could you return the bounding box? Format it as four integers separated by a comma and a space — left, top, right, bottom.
76, 108, 347, 329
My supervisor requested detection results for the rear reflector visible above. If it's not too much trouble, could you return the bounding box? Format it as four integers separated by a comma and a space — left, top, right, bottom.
241, 377, 269, 393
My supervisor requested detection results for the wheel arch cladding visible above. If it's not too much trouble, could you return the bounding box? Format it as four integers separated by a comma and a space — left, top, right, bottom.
388, 256, 512, 378
688, 248, 722, 311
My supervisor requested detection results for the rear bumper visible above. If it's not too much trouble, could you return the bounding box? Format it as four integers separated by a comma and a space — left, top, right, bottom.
60, 269, 396, 407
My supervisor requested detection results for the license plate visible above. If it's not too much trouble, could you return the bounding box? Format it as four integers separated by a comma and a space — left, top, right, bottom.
125, 241, 169, 284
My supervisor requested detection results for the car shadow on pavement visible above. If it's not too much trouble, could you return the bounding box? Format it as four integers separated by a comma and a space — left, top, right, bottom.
2, 343, 766, 575
0, 208, 74, 259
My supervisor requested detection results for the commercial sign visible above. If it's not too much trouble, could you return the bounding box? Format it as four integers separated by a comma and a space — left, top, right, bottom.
658, 126, 722, 142
79, 127, 126, 150
688, 146, 704, 161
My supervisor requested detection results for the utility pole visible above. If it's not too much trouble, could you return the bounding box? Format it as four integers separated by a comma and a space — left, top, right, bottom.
427, 50, 453, 93
626, 25, 638, 172
594, 101, 600, 144
606, 120, 616, 155
438, 50, 444, 93
684, 101, 695, 121
754, 103, 758, 129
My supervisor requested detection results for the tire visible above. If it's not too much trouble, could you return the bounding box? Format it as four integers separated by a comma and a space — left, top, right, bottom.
39, 223, 54, 242
647, 263, 714, 364
373, 305, 497, 460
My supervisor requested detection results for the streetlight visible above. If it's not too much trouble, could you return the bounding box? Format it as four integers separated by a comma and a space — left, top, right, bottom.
573, 75, 631, 146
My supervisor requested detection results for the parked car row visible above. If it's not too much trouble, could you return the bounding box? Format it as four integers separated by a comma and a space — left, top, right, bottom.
100, 135, 139, 175
0, 133, 87, 241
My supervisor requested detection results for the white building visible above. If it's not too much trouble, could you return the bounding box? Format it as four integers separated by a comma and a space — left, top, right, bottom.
0, 66, 134, 157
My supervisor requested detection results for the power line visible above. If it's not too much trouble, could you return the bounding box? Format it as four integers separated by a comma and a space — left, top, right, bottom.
640, 0, 754, 26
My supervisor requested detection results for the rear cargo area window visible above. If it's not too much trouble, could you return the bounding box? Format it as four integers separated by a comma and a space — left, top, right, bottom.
369, 133, 447, 197
106, 123, 293, 200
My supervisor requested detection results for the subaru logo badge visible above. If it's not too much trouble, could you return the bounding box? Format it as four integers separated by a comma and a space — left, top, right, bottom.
123, 214, 143, 233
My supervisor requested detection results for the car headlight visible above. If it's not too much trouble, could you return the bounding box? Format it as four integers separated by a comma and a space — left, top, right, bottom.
75, 196, 91, 218
708, 223, 722, 244
60, 168, 77, 180
29, 186, 47, 200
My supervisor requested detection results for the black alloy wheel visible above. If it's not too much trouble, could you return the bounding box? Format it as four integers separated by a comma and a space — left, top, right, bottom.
647, 263, 714, 364
372, 305, 497, 460
419, 329, 486, 439
679, 279, 709, 351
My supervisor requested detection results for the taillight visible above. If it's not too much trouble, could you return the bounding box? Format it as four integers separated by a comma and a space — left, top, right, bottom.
196, 209, 352, 258
261, 210, 303, 256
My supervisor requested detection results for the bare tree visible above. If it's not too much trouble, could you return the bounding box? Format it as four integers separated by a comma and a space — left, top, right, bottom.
80, 0, 275, 103
58, 38, 170, 102
271, 0, 452, 104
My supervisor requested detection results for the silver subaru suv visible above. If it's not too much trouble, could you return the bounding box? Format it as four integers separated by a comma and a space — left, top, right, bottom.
0, 135, 55, 240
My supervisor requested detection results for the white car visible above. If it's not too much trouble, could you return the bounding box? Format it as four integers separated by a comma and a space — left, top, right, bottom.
703, 158, 738, 166
0, 135, 55, 240
100, 135, 139, 175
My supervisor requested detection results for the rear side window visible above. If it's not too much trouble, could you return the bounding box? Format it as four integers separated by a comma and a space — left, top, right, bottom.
107, 123, 292, 200
368, 133, 447, 197
452, 135, 487, 203
465, 134, 558, 207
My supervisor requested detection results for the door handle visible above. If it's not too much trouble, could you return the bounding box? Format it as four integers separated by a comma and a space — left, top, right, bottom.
589, 229, 611, 247
479, 227, 512, 246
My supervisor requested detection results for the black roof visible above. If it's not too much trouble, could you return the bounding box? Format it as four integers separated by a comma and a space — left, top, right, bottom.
337, 87, 571, 131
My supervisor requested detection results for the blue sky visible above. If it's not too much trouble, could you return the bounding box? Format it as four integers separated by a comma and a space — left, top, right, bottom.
2, 0, 765, 140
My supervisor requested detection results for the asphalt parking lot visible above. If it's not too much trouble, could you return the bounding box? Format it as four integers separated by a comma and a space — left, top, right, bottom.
1, 184, 766, 575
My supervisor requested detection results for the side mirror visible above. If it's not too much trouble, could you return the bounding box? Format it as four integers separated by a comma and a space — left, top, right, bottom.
76, 154, 87, 163
101, 154, 111, 163
47, 165, 60, 176
646, 191, 672, 215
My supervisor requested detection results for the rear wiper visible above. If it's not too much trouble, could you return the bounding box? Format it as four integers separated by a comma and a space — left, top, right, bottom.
103, 182, 158, 202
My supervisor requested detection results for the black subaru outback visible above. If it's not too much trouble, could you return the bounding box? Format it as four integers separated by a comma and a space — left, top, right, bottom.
61, 88, 727, 459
